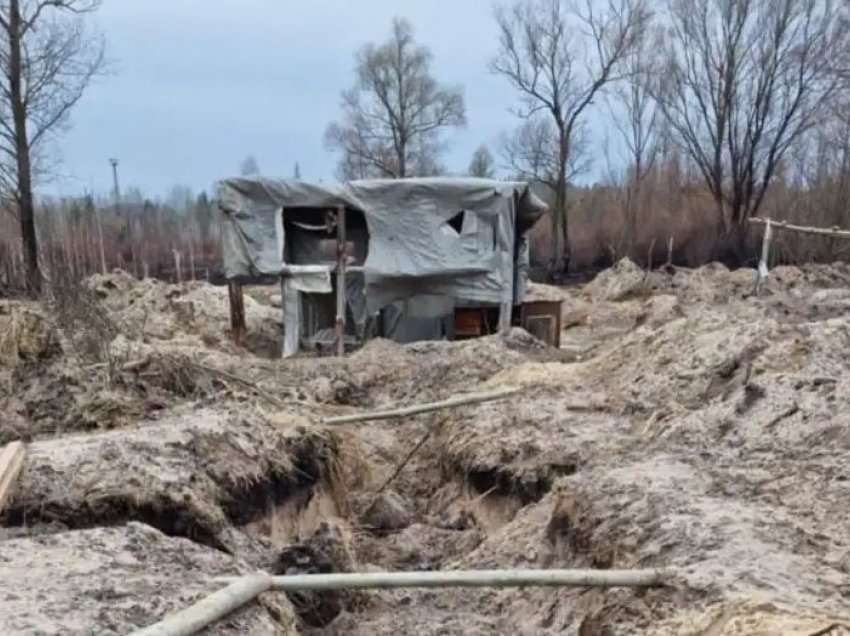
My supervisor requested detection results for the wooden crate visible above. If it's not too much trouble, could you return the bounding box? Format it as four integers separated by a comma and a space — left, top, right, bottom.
519, 300, 562, 348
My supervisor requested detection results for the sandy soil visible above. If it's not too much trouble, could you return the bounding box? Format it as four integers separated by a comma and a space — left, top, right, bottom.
1, 263, 850, 634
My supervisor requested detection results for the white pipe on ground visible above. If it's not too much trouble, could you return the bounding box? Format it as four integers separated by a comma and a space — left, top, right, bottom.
130, 573, 272, 636
216, 568, 671, 591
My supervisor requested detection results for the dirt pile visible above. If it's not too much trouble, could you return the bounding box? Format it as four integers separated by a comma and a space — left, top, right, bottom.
0, 522, 298, 635
85, 270, 282, 353
0, 301, 59, 367
586, 257, 647, 301
3, 262, 850, 634
4, 408, 346, 555
317, 261, 850, 634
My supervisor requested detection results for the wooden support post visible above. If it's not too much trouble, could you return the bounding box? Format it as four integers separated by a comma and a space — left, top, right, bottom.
335, 205, 347, 357
130, 573, 272, 636
498, 300, 512, 335
754, 219, 773, 296
227, 280, 246, 346
173, 249, 182, 284
0, 441, 25, 514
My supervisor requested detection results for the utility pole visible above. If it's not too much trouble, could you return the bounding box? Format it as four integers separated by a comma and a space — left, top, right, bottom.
109, 158, 121, 209
110, 158, 134, 275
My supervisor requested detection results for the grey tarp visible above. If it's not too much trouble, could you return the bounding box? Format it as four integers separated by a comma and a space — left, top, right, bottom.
217, 177, 547, 312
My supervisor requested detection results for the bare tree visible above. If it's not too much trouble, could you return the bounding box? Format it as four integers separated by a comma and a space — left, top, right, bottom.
239, 155, 260, 176
325, 18, 466, 179
501, 115, 592, 190
655, 0, 850, 258
0, 0, 104, 294
606, 24, 662, 258
468, 144, 496, 178
492, 0, 650, 272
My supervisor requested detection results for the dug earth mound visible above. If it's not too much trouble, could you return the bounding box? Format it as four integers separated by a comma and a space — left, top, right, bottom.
1, 263, 849, 634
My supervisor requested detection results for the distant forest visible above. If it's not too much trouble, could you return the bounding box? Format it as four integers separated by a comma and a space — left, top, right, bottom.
3, 0, 850, 293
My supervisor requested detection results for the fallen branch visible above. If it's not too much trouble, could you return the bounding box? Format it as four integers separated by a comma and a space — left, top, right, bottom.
765, 402, 799, 429
216, 568, 671, 591
122, 356, 288, 410
130, 573, 272, 636
0, 441, 25, 514
186, 361, 287, 409
374, 425, 435, 495
748, 217, 850, 239
321, 387, 522, 425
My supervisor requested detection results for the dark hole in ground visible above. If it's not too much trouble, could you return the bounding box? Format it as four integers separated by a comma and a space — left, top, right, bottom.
2, 499, 227, 553
274, 522, 358, 628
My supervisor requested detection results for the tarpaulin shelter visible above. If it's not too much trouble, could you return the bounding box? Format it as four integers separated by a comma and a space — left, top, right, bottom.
217, 177, 550, 356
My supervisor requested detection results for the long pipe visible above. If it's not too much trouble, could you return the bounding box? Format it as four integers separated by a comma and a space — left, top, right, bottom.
321, 387, 521, 425
131, 573, 272, 636
216, 568, 671, 591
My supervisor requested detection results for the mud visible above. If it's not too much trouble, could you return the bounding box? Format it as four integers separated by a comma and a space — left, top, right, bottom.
2, 265, 850, 634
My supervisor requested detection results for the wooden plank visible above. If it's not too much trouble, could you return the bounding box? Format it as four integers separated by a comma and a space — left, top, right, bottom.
748, 217, 850, 239
280, 264, 365, 277
0, 441, 25, 514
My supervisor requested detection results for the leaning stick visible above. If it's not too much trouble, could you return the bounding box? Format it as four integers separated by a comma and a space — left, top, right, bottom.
374, 425, 435, 495
321, 387, 522, 425
748, 217, 850, 239
187, 361, 287, 409
0, 441, 25, 514
130, 573, 272, 636
216, 568, 670, 591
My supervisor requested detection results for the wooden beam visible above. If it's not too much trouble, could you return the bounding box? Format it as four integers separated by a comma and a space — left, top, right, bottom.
130, 573, 272, 636
216, 568, 671, 591
281, 264, 364, 276
227, 280, 246, 346
0, 441, 25, 514
335, 205, 347, 357
321, 387, 521, 425
748, 217, 850, 239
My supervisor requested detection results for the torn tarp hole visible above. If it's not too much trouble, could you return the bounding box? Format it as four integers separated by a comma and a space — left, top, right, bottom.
446, 211, 465, 234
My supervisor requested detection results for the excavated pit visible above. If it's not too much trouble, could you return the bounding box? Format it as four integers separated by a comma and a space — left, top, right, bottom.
3, 265, 850, 634
1, 409, 349, 559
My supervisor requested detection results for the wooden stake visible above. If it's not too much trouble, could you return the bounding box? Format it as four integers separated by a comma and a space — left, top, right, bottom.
321, 387, 521, 425
216, 568, 670, 591
173, 249, 183, 284
227, 280, 246, 346
130, 573, 272, 636
754, 218, 773, 296
335, 205, 347, 357
95, 206, 107, 274
0, 441, 25, 514
374, 423, 436, 495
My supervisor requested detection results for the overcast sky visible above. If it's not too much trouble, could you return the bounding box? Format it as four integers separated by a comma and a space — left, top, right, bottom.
47, 0, 551, 199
